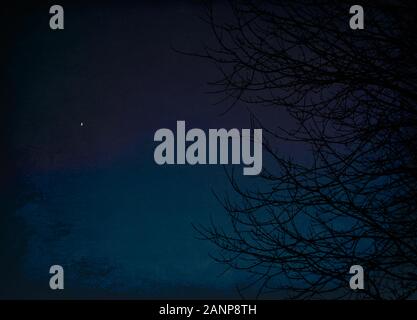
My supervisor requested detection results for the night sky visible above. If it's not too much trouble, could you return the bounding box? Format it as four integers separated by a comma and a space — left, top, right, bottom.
0, 1, 291, 298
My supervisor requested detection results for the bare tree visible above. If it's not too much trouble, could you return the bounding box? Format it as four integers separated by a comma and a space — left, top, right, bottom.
192, 0, 417, 299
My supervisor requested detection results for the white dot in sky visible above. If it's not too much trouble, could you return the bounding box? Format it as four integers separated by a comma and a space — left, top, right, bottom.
80, 122, 84, 127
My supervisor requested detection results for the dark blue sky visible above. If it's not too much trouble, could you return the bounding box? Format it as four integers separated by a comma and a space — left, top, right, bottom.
1, 1, 293, 298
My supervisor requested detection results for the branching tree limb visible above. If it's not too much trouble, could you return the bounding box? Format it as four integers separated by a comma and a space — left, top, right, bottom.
193, 0, 417, 299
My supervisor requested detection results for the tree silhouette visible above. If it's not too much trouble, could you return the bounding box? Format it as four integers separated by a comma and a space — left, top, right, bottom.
193, 0, 417, 299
